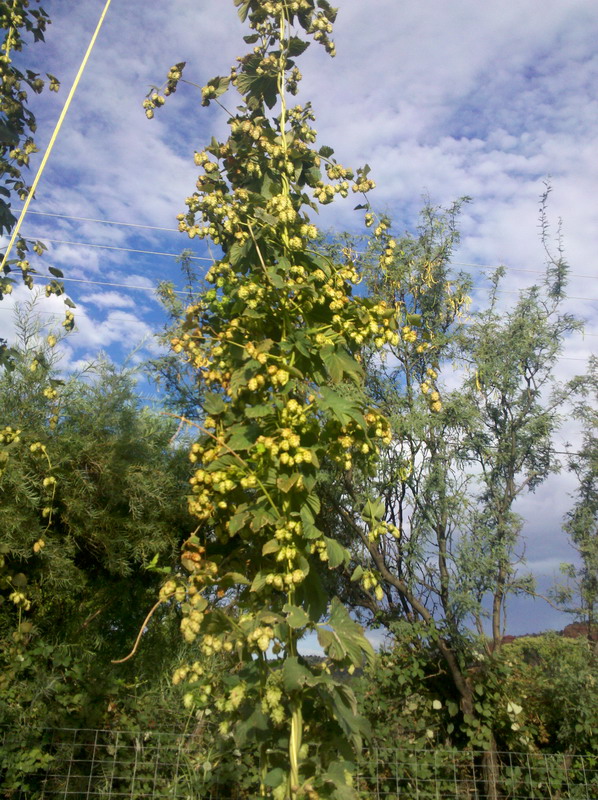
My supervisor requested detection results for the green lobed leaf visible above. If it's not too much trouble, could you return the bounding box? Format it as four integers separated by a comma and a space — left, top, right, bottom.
203, 392, 226, 415
250, 508, 277, 532
324, 536, 348, 568
296, 567, 327, 622
245, 403, 273, 418
250, 571, 268, 593
228, 511, 250, 535
264, 767, 285, 788
282, 656, 313, 692
322, 347, 364, 383
234, 0, 251, 23
262, 538, 280, 556
227, 422, 260, 451
287, 36, 310, 57
283, 603, 309, 629
277, 472, 302, 493
319, 386, 365, 428
234, 708, 269, 747
319, 598, 375, 667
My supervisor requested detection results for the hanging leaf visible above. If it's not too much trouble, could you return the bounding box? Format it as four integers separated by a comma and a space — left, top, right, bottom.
282, 656, 313, 692
283, 603, 309, 629
277, 472, 302, 493
318, 598, 375, 667
203, 392, 226, 415
324, 536, 349, 568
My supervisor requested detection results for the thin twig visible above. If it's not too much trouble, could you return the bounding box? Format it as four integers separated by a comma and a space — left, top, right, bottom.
111, 599, 163, 664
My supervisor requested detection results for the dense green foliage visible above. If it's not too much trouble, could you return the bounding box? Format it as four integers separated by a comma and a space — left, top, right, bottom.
0, 2, 596, 800
0, 0, 58, 238
558, 356, 598, 633
0, 302, 195, 740
357, 627, 597, 756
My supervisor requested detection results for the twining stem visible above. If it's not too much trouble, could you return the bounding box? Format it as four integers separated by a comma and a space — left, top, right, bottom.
289, 700, 303, 798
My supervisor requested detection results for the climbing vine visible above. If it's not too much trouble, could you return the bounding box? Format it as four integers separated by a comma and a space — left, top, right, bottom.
144, 1, 429, 797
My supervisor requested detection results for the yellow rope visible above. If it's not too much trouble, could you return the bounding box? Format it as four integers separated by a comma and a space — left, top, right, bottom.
0, 0, 113, 274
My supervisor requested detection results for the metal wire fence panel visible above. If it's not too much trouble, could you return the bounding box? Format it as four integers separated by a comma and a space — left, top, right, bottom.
357, 747, 598, 800
2, 728, 597, 799
0, 727, 239, 799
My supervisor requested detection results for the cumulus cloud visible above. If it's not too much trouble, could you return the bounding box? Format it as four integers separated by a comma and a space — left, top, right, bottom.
5, 0, 596, 634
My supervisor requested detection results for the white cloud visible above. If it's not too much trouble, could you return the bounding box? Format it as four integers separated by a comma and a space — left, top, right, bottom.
83, 290, 136, 309
5, 0, 596, 635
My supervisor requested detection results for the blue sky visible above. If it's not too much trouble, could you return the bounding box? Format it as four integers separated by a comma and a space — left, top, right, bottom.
1, 0, 597, 638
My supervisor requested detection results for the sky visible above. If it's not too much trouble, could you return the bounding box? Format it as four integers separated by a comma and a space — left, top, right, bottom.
1, 0, 597, 638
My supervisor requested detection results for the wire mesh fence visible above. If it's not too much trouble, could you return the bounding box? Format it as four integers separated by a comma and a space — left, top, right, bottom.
1, 727, 597, 799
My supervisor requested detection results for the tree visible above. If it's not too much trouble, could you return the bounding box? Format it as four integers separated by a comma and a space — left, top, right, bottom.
0, 0, 59, 237
558, 355, 598, 640
0, 0, 63, 314
323, 195, 579, 796
0, 299, 194, 734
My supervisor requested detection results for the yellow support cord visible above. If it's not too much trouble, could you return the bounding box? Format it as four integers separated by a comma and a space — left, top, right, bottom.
1, 0, 113, 274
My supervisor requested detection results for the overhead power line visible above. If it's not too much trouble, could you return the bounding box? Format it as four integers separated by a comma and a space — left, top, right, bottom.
10, 269, 598, 329
20, 209, 180, 234
33, 273, 190, 296
450, 261, 598, 281
19, 235, 213, 263
8, 234, 598, 301
10, 209, 598, 282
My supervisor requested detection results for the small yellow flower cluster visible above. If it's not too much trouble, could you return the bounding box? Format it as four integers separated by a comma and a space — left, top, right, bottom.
256, 429, 312, 468
368, 520, 401, 543
352, 177, 376, 194
175, 665, 213, 708
286, 66, 302, 94
266, 193, 297, 224
238, 281, 266, 308
172, 660, 205, 686
246, 624, 275, 653
189, 463, 238, 519
9, 591, 31, 610
63, 310, 75, 331
402, 325, 418, 344
0, 426, 21, 444
362, 570, 384, 602
420, 367, 442, 412
306, 537, 329, 562
265, 569, 306, 590
280, 397, 310, 429
261, 676, 285, 724
325, 162, 353, 181
380, 237, 397, 267
313, 181, 337, 204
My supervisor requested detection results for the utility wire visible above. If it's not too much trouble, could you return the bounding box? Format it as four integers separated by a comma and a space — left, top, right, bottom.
0, 300, 592, 363
32, 272, 190, 296
17, 209, 180, 234
9, 234, 598, 302
450, 261, 598, 281
19, 235, 212, 262
10, 210, 598, 282
8, 269, 598, 334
